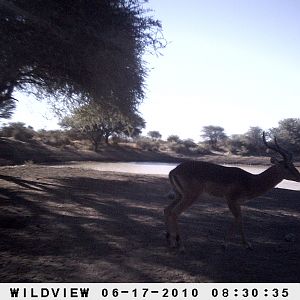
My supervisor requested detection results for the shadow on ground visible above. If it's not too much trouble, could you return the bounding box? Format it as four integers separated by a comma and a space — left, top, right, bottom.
0, 165, 299, 282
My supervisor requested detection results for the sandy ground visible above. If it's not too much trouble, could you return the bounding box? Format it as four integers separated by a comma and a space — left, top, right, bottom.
0, 164, 299, 282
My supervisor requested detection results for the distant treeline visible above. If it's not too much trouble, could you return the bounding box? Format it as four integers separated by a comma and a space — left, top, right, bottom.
1, 118, 300, 157
146, 118, 300, 156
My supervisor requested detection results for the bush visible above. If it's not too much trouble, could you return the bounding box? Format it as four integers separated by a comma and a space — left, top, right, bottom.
136, 137, 160, 151
167, 135, 180, 143
169, 143, 188, 154
37, 130, 71, 147
111, 135, 121, 145
181, 138, 197, 148
169, 141, 210, 155
227, 134, 246, 155
0, 122, 35, 141
147, 131, 162, 140
227, 131, 266, 156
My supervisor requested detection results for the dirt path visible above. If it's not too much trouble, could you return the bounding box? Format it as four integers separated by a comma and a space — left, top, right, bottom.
0, 165, 299, 282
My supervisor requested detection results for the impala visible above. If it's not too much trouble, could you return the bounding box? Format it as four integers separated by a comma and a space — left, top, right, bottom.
164, 133, 300, 252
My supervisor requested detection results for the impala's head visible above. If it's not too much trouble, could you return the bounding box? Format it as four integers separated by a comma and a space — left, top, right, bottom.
263, 132, 300, 182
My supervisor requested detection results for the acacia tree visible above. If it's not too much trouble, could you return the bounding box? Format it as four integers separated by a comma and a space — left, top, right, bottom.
0, 0, 165, 118
121, 112, 146, 138
147, 130, 162, 140
167, 135, 180, 143
61, 103, 145, 150
201, 125, 227, 149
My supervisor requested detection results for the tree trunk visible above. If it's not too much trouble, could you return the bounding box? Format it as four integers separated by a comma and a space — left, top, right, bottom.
105, 134, 110, 145
91, 135, 102, 152
93, 140, 99, 152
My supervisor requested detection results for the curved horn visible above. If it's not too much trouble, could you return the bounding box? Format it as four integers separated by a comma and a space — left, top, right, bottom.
262, 132, 293, 162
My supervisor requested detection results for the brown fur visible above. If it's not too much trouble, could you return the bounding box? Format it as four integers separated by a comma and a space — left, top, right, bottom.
164, 160, 300, 251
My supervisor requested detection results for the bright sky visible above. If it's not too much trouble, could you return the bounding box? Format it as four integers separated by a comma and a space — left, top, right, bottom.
7, 0, 300, 141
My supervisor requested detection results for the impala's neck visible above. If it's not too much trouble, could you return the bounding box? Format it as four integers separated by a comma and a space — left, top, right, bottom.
252, 165, 283, 196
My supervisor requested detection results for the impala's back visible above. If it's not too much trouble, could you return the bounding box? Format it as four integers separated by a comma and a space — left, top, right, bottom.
169, 161, 254, 199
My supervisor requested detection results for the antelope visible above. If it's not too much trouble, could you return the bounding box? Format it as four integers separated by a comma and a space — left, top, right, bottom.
164, 133, 300, 252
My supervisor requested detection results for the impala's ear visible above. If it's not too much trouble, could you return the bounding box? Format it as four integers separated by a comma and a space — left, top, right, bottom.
270, 157, 280, 164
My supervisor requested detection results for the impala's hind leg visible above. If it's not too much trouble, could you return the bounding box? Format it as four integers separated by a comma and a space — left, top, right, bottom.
168, 192, 198, 253
164, 172, 183, 247
164, 190, 181, 246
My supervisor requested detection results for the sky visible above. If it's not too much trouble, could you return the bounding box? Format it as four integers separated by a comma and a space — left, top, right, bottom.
7, 0, 300, 141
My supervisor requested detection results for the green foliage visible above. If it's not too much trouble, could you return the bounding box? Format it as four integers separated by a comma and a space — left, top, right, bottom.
61, 103, 145, 151
243, 127, 265, 155
168, 138, 210, 155
201, 125, 227, 149
37, 129, 71, 147
121, 112, 146, 138
2, 118, 300, 159
0, 122, 35, 141
0, 0, 165, 117
227, 122, 300, 156
0, 98, 15, 119
227, 127, 266, 156
270, 118, 300, 153
147, 130, 162, 140
227, 134, 246, 155
167, 135, 180, 143
181, 138, 197, 148
136, 137, 159, 151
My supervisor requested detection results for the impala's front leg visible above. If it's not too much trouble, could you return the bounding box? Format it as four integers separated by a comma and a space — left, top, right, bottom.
164, 213, 182, 250
169, 211, 184, 251
225, 199, 253, 250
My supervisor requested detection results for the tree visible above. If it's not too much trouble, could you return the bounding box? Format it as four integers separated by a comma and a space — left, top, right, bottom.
121, 112, 146, 138
0, 122, 35, 141
181, 138, 197, 148
147, 130, 162, 140
243, 126, 265, 155
61, 103, 145, 150
0, 0, 165, 118
0, 98, 15, 119
271, 118, 300, 153
167, 135, 180, 143
201, 125, 227, 149
227, 134, 245, 155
